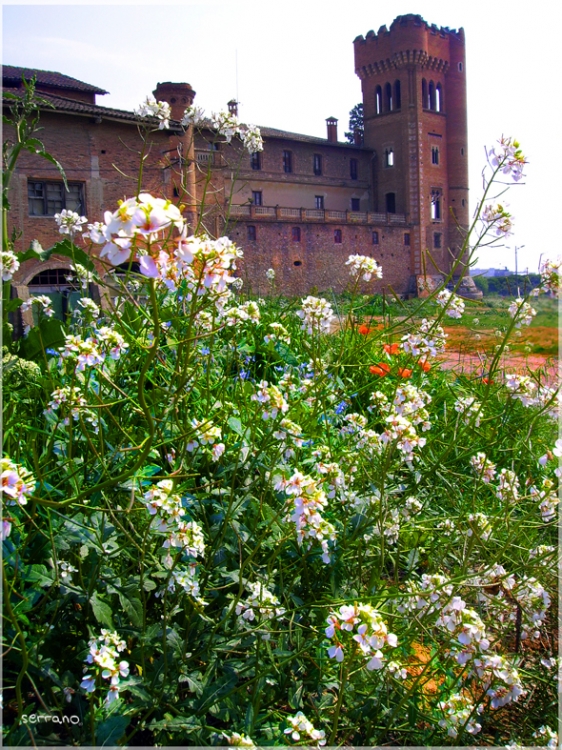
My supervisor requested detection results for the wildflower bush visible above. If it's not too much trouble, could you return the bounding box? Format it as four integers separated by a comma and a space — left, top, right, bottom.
2, 89, 560, 747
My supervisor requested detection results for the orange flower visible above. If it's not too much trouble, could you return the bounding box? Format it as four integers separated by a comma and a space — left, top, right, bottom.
383, 343, 400, 355
418, 359, 431, 372
398, 367, 412, 379
482, 377, 494, 385
370, 362, 391, 377
358, 324, 372, 335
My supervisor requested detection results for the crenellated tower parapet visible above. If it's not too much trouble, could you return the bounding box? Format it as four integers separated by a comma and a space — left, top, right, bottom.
354, 14, 470, 294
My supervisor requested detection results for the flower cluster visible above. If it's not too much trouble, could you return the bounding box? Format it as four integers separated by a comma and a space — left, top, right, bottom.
467, 512, 492, 541
54, 209, 88, 236
141, 479, 205, 556
180, 105, 263, 153
346, 254, 383, 281
164, 563, 206, 606
437, 692, 483, 738
436, 289, 465, 319
435, 597, 490, 664
235, 581, 285, 638
21, 295, 55, 318
495, 468, 520, 503
508, 297, 536, 327
224, 300, 260, 326
80, 630, 129, 705
224, 732, 256, 747
470, 452, 496, 483
488, 136, 527, 182
275, 470, 336, 563
45, 385, 99, 430
529, 479, 559, 523
532, 725, 559, 748
1, 249, 20, 281
186, 418, 224, 460
264, 322, 291, 345
396, 573, 454, 616
454, 396, 482, 427
325, 603, 398, 671
471, 654, 524, 708
481, 203, 513, 236
284, 711, 326, 747
296, 296, 334, 335
1, 457, 35, 506
59, 329, 127, 371
401, 318, 447, 358
251, 381, 289, 420
135, 96, 171, 129
539, 259, 561, 296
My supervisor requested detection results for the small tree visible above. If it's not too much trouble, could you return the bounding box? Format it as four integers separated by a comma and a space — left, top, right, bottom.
344, 103, 364, 144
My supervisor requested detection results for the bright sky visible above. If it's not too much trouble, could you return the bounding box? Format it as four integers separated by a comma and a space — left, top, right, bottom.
2, 0, 559, 274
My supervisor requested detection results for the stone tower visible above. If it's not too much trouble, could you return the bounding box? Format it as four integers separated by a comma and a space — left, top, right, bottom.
354, 14, 476, 295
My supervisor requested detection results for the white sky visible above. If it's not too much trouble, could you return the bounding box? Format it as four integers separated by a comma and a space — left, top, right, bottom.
2, 0, 560, 274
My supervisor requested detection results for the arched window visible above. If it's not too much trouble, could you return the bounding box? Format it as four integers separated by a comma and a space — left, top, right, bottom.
430, 190, 441, 220
436, 83, 443, 112
422, 79, 428, 109
375, 86, 382, 115
428, 81, 436, 111
384, 82, 393, 112
394, 80, 401, 110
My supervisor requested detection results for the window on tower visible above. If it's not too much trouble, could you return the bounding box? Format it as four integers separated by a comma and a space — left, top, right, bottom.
375, 86, 382, 115
433, 232, 442, 249
385, 193, 396, 214
431, 147, 439, 165
430, 190, 442, 220
385, 148, 394, 168
384, 82, 393, 112
394, 80, 401, 110
428, 81, 436, 111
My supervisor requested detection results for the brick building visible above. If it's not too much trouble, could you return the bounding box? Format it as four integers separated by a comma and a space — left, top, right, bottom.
3, 13, 480, 314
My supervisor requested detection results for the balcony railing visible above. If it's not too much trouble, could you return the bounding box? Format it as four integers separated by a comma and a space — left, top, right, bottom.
228, 205, 407, 225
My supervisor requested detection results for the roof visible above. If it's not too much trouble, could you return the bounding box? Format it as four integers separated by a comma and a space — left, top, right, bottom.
2, 65, 108, 95
258, 125, 367, 149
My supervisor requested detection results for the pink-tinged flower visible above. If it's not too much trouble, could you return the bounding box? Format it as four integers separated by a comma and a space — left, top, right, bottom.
366, 650, 384, 670
104, 684, 120, 705
1, 519, 12, 539
328, 644, 344, 662
99, 237, 132, 266
353, 624, 371, 652
325, 614, 339, 638
139, 254, 159, 278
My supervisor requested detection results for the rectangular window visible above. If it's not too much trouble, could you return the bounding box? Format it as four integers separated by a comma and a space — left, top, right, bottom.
431, 147, 439, 165
247, 225, 257, 241
384, 148, 394, 167
385, 192, 396, 214
313, 154, 322, 176
28, 181, 84, 216
252, 191, 263, 206
250, 152, 261, 170
433, 232, 442, 249
292, 227, 301, 242
315, 195, 324, 210
351, 198, 360, 212
350, 159, 358, 180
372, 230, 379, 245
431, 190, 441, 220
334, 229, 342, 244
404, 233, 411, 246
283, 150, 292, 173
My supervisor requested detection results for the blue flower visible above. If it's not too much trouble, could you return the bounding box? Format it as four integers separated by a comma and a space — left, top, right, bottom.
335, 401, 348, 415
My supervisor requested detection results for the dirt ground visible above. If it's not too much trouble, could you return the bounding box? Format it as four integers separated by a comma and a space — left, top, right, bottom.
436, 350, 560, 388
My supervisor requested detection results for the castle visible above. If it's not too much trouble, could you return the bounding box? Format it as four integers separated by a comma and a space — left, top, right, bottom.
3, 13, 480, 322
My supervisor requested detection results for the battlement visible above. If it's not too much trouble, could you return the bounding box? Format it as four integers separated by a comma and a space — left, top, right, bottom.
354, 15, 463, 46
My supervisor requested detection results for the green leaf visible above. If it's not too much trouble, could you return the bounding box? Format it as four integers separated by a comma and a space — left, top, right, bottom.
118, 592, 143, 627
95, 714, 130, 746
274, 341, 299, 365
25, 564, 54, 588
18, 318, 66, 362
227, 417, 243, 435
17, 237, 95, 271
90, 592, 114, 627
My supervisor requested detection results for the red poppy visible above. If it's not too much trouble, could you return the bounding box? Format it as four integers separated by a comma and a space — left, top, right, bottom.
383, 343, 400, 355
418, 359, 431, 372
398, 367, 412, 379
358, 324, 372, 335
370, 362, 391, 377
482, 377, 494, 385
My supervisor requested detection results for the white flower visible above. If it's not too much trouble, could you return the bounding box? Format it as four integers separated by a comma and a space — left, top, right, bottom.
436, 289, 465, 318
54, 209, 87, 236
240, 124, 264, 153
181, 105, 206, 128
1, 250, 20, 281
508, 297, 536, 327
135, 96, 171, 129
346, 254, 382, 281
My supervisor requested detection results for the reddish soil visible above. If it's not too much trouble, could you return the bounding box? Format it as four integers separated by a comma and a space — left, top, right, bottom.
436, 351, 560, 387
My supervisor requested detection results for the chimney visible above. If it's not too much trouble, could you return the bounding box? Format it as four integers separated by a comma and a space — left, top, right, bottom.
227, 99, 238, 117
152, 82, 196, 121
326, 116, 338, 143
353, 128, 363, 146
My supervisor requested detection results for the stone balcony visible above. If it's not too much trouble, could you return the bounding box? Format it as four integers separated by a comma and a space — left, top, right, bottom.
228, 204, 408, 225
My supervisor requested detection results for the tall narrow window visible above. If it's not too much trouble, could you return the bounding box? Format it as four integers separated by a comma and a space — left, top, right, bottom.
428, 81, 436, 111
430, 190, 441, 220
313, 154, 322, 176
372, 230, 379, 245
315, 195, 324, 210
394, 80, 401, 110
292, 227, 301, 242
350, 159, 358, 180
385, 148, 394, 168
375, 86, 382, 115
250, 152, 261, 170
283, 150, 292, 173
433, 232, 442, 249
422, 79, 428, 109
247, 225, 257, 241
404, 233, 411, 246
384, 82, 393, 112
385, 193, 396, 214
334, 229, 342, 244
252, 191, 262, 206
431, 147, 439, 165
436, 83, 443, 112
351, 198, 360, 211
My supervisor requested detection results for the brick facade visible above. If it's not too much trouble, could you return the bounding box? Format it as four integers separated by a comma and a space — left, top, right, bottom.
4, 13, 480, 305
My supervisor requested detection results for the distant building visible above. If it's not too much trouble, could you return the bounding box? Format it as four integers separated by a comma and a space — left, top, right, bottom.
3, 13, 481, 317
